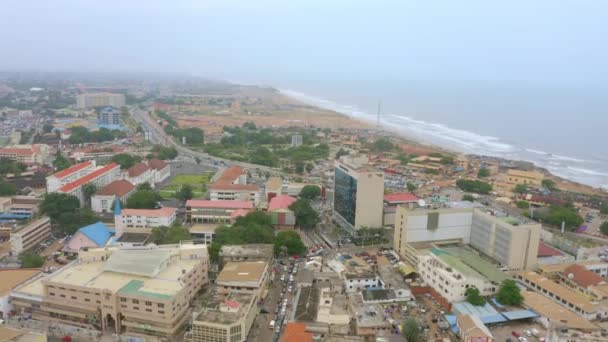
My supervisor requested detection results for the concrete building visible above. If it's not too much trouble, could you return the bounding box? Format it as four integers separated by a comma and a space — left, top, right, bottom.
46, 161, 96, 193
10, 217, 51, 254
0, 196, 41, 219
91, 179, 135, 213
0, 269, 40, 319
124, 162, 154, 187
265, 176, 283, 201
97, 106, 120, 126
63, 222, 114, 255
456, 314, 494, 342
10, 243, 209, 342
76, 93, 125, 109
186, 200, 253, 224
333, 157, 384, 233
208, 184, 260, 204
56, 163, 121, 206
216, 261, 269, 299
187, 292, 257, 342
267, 195, 297, 229
0, 144, 49, 164
219, 244, 274, 266
393, 206, 541, 271
506, 169, 544, 186
344, 272, 382, 292
291, 134, 303, 147
148, 158, 170, 183
114, 207, 177, 236
189, 224, 219, 245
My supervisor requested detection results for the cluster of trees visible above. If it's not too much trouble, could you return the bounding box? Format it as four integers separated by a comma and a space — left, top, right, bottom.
0, 158, 27, 175
41, 193, 99, 234
278, 144, 330, 163
516, 200, 530, 209
477, 168, 490, 178
221, 126, 289, 146
513, 184, 528, 194
68, 126, 126, 144
600, 205, 608, 215
299, 185, 321, 200
111, 153, 142, 169
126, 188, 162, 209
154, 110, 177, 127
537, 205, 583, 230
371, 138, 394, 152
403, 318, 422, 342
462, 194, 476, 202
249, 147, 278, 167
176, 184, 194, 202
542, 179, 558, 191
456, 179, 492, 194
428, 152, 454, 165
19, 252, 45, 268
465, 286, 486, 306
466, 279, 523, 307
147, 145, 178, 160
166, 126, 205, 145
600, 222, 608, 236
151, 225, 191, 244
290, 199, 320, 229
52, 150, 72, 171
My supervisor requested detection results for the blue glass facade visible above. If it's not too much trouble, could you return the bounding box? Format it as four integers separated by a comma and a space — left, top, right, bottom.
334, 166, 357, 227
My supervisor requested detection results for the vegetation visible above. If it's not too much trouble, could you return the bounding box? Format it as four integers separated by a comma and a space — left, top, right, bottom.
147, 145, 178, 160
43, 123, 55, 133
52, 150, 72, 172
355, 227, 386, 245
516, 200, 530, 209
406, 182, 418, 192
166, 126, 205, 145
68, 126, 126, 144
137, 182, 153, 191
371, 138, 394, 152
462, 194, 475, 202
465, 286, 486, 306
290, 199, 320, 229
601, 205, 608, 215
403, 318, 422, 342
335, 148, 349, 159
0, 182, 17, 196
600, 221, 608, 236
209, 211, 275, 262
82, 183, 97, 206
477, 168, 490, 178
456, 179, 492, 194
111, 153, 142, 169
126, 190, 162, 209
19, 252, 45, 268
175, 184, 194, 202
151, 225, 191, 244
274, 230, 307, 256
538, 205, 583, 230
513, 184, 528, 194
496, 279, 524, 306
0, 158, 27, 175
542, 179, 557, 191
299, 185, 321, 200
159, 173, 211, 199
41, 193, 99, 234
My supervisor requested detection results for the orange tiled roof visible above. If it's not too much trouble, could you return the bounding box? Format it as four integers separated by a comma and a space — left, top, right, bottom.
51, 161, 94, 179
58, 163, 119, 193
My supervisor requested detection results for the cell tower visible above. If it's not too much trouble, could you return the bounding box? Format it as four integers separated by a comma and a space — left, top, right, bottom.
376, 101, 382, 131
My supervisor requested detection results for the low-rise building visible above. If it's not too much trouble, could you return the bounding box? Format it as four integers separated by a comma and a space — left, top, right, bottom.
56, 162, 121, 205
11, 243, 209, 341
186, 200, 253, 224
216, 261, 269, 299
219, 244, 274, 266
208, 166, 260, 204
148, 158, 170, 184
456, 314, 494, 342
124, 162, 154, 187
10, 217, 51, 254
46, 160, 96, 193
114, 207, 177, 236
0, 144, 49, 164
265, 176, 283, 201
187, 293, 258, 342
189, 224, 219, 245
344, 272, 382, 292
506, 169, 544, 186
63, 222, 114, 255
267, 195, 297, 229
0, 269, 40, 319
91, 179, 135, 214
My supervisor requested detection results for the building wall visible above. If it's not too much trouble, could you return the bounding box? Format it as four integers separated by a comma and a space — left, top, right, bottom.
344, 276, 381, 292
209, 190, 260, 205
154, 165, 170, 183
355, 170, 384, 229
10, 217, 51, 254
189, 295, 258, 342
65, 230, 100, 252
506, 170, 543, 186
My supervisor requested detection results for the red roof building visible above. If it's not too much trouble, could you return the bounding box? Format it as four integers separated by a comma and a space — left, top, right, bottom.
50, 160, 94, 179
281, 323, 312, 342
127, 162, 150, 178
537, 242, 564, 257
186, 200, 253, 224
562, 264, 605, 288
383, 192, 420, 204
268, 195, 297, 212
59, 163, 120, 193
96, 179, 135, 197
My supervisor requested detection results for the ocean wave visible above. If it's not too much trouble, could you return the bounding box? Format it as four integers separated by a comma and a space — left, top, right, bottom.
280, 88, 608, 188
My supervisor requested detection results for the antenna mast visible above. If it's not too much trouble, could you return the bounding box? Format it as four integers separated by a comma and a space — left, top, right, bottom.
376, 101, 381, 130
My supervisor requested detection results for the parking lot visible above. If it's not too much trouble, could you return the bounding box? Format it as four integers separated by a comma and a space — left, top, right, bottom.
491, 321, 546, 342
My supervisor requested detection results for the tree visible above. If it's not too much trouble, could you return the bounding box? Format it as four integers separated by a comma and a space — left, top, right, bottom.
195, 157, 201, 165
151, 225, 191, 244
176, 184, 194, 202
541, 206, 583, 230
82, 183, 97, 206
299, 185, 321, 200
403, 318, 422, 342
335, 148, 349, 160
305, 163, 314, 173
274, 230, 307, 256
289, 199, 320, 229
43, 123, 54, 133
19, 252, 45, 268
111, 153, 142, 169
513, 184, 528, 194
397, 153, 410, 165
600, 222, 608, 236
126, 190, 162, 209
456, 179, 492, 194
53, 150, 72, 172
137, 182, 153, 191
0, 158, 27, 175
465, 286, 486, 306
477, 168, 490, 178
294, 161, 305, 174
600, 205, 608, 215
41, 193, 81, 224
250, 147, 277, 167
542, 179, 557, 191
406, 182, 418, 192
60, 208, 100, 235
242, 121, 257, 130
496, 279, 523, 306
371, 138, 394, 152
516, 200, 530, 209
0, 182, 17, 196
462, 194, 475, 202
208, 242, 222, 263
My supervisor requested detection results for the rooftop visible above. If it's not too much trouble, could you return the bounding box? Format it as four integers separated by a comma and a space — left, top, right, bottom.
193, 292, 255, 325
216, 261, 267, 284
294, 286, 319, 322
186, 199, 253, 209
147, 158, 168, 171
220, 244, 274, 261
0, 269, 40, 296
121, 207, 177, 218
51, 160, 94, 179
432, 246, 509, 284
522, 291, 599, 331
517, 271, 598, 312
538, 242, 564, 257
562, 264, 604, 288
282, 323, 313, 342
77, 221, 114, 247
383, 192, 419, 204
59, 163, 119, 193
103, 248, 171, 277
266, 176, 283, 192
116, 232, 150, 244
216, 166, 246, 185
208, 183, 259, 191
268, 195, 297, 211
127, 162, 150, 177
457, 314, 493, 339
95, 179, 135, 197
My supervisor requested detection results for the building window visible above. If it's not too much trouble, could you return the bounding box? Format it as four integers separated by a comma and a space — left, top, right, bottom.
133, 307, 139, 310
145, 301, 152, 306
120, 298, 127, 302
132, 299, 139, 304
158, 303, 164, 308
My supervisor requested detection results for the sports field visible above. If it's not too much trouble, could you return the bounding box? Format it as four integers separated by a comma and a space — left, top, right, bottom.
159, 173, 213, 199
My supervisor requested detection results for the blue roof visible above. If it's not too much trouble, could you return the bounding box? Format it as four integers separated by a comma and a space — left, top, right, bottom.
114, 197, 122, 216
78, 222, 114, 247
502, 310, 539, 320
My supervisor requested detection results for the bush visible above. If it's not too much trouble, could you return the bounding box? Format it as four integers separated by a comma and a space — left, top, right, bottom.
477, 168, 490, 178
600, 221, 608, 236
516, 200, 530, 209
465, 287, 486, 306
19, 252, 45, 268
456, 179, 492, 194
496, 279, 523, 306
462, 194, 475, 202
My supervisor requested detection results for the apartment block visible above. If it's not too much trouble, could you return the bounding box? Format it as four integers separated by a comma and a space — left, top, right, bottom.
506, 169, 544, 186
54, 163, 121, 205
97, 106, 120, 126
114, 206, 177, 236
333, 157, 384, 233
10, 217, 51, 254
76, 93, 125, 109
0, 144, 49, 164
186, 200, 253, 224
216, 261, 269, 299
208, 166, 260, 204
10, 244, 209, 341
46, 160, 97, 192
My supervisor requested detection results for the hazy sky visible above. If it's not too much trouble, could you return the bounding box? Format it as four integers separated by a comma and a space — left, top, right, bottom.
1, 0, 606, 85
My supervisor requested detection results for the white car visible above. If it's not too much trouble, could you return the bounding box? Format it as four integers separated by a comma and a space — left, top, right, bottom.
288, 286, 293, 293
518, 337, 528, 342
280, 275, 285, 281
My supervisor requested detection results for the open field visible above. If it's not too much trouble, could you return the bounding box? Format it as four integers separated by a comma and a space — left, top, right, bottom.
159, 173, 212, 199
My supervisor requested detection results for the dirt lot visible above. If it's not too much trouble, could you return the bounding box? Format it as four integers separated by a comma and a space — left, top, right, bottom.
491, 321, 546, 342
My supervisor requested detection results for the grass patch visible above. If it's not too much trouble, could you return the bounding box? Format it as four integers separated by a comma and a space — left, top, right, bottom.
160, 173, 213, 199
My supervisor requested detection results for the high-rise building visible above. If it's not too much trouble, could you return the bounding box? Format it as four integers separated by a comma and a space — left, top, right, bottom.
97, 106, 120, 126
393, 205, 541, 270
76, 93, 126, 109
333, 157, 384, 233
291, 134, 303, 147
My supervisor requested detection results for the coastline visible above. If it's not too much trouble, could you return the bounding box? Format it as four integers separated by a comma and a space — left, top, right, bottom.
276, 87, 607, 195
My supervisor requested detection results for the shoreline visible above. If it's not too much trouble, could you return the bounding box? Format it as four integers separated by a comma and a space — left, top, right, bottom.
275, 87, 607, 195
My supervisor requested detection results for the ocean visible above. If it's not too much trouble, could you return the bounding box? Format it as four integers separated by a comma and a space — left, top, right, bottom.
270, 80, 608, 189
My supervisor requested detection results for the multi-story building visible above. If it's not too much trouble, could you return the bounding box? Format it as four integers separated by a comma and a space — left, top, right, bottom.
46, 161, 97, 192
0, 144, 49, 164
216, 261, 269, 299
56, 163, 121, 205
207, 166, 260, 204
0, 196, 42, 219
76, 93, 126, 109
506, 169, 544, 186
394, 206, 541, 271
114, 206, 177, 236
456, 314, 494, 342
124, 162, 154, 187
344, 272, 382, 292
186, 292, 257, 342
97, 106, 120, 126
148, 158, 170, 184
0, 269, 41, 319
11, 244, 209, 342
333, 157, 384, 233
218, 244, 274, 266
186, 200, 253, 224
291, 134, 303, 147
91, 179, 135, 214
10, 217, 51, 254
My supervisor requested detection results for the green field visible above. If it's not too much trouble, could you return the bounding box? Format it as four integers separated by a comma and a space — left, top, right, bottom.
159, 173, 213, 199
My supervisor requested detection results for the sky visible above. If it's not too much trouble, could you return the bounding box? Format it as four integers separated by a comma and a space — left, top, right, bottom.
1, 0, 607, 86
